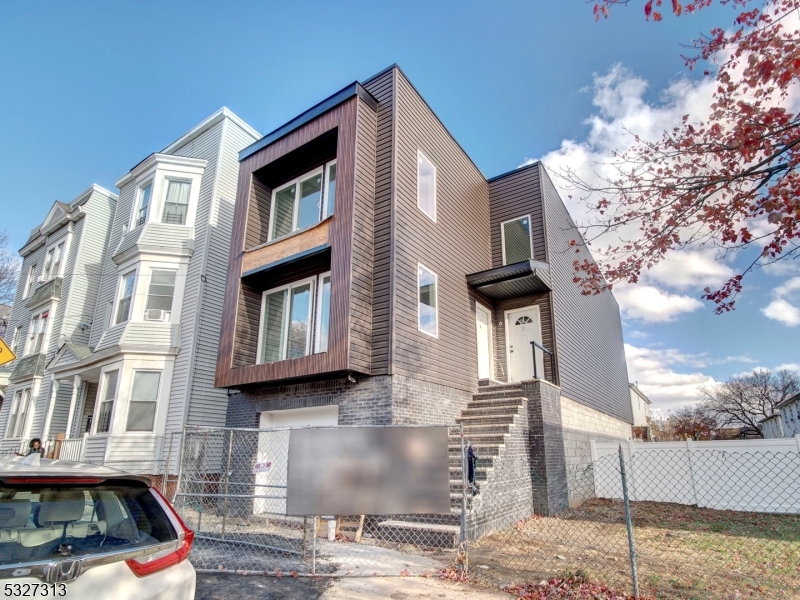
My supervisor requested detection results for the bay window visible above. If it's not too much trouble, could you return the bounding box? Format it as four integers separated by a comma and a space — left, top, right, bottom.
418, 264, 438, 337
27, 311, 48, 355
96, 369, 119, 434
127, 370, 161, 432
6, 388, 32, 438
268, 160, 337, 241
134, 183, 152, 227
145, 269, 177, 322
162, 180, 191, 225
501, 215, 533, 265
116, 272, 135, 324
43, 242, 65, 281
257, 272, 331, 364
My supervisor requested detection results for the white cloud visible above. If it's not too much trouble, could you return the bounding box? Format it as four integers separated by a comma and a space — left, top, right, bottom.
646, 250, 735, 291
625, 344, 716, 411
614, 283, 702, 323
628, 330, 649, 339
775, 363, 800, 373
761, 277, 800, 327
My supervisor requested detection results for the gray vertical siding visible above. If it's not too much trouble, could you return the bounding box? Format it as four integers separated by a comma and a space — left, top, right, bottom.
185, 118, 260, 429
488, 164, 547, 268
539, 165, 632, 423
390, 69, 491, 393
361, 68, 394, 375
348, 98, 377, 373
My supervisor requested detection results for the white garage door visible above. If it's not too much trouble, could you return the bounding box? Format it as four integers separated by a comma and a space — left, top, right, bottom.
255, 406, 339, 515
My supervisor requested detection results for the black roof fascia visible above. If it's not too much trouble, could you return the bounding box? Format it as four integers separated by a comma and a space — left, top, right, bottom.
239, 83, 378, 162
466, 259, 550, 287
487, 161, 541, 183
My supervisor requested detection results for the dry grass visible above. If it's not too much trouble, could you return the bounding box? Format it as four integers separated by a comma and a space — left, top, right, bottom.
467, 499, 800, 599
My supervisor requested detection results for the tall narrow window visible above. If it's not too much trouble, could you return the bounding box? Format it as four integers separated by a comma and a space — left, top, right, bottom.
127, 371, 161, 432
11, 326, 22, 355
135, 183, 152, 227
32, 312, 48, 354
268, 161, 336, 241
51, 242, 64, 279
43, 242, 65, 280
417, 151, 436, 222
42, 249, 54, 281
502, 216, 533, 265
260, 289, 288, 363
23, 264, 37, 297
27, 315, 39, 355
287, 282, 313, 359
145, 270, 177, 321
162, 180, 191, 225
6, 388, 31, 438
116, 272, 135, 324
315, 273, 331, 353
418, 264, 438, 337
324, 162, 337, 218
96, 369, 119, 434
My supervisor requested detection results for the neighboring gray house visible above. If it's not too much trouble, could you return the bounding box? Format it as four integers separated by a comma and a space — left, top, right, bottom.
43, 108, 259, 465
0, 185, 118, 453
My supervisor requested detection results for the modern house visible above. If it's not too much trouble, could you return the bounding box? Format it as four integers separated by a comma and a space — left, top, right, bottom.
0, 185, 118, 454
216, 65, 633, 530
761, 393, 800, 438
1, 108, 259, 465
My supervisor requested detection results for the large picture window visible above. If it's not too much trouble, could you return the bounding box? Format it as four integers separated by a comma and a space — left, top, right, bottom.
268, 160, 337, 241
417, 151, 437, 222
257, 272, 331, 364
96, 369, 119, 434
501, 215, 533, 265
418, 264, 438, 337
127, 370, 161, 432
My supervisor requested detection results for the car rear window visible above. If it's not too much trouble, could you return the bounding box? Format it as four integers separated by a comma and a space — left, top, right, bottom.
0, 482, 177, 566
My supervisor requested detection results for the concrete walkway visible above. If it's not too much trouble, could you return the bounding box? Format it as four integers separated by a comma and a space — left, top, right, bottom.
322, 577, 509, 600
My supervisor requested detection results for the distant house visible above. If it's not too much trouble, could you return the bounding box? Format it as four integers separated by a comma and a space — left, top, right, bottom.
762, 393, 800, 439
629, 383, 651, 428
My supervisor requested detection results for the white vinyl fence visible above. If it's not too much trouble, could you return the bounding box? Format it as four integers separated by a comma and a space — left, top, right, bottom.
591, 437, 800, 514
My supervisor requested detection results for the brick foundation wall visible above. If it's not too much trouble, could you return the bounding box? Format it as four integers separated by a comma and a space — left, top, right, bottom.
560, 395, 631, 506
391, 375, 472, 425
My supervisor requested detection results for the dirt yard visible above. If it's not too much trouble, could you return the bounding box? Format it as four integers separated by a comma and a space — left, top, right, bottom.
467, 499, 800, 599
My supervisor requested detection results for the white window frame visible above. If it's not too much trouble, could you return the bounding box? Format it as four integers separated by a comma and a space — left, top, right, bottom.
42, 240, 66, 281
500, 215, 534, 266
126, 369, 162, 433
417, 263, 439, 338
23, 264, 37, 298
160, 178, 193, 226
322, 160, 337, 219
314, 271, 332, 354
131, 180, 154, 229
267, 161, 336, 242
6, 387, 32, 438
93, 369, 119, 435
144, 268, 177, 322
416, 150, 437, 223
26, 309, 49, 355
11, 325, 22, 354
115, 270, 137, 325
256, 273, 332, 364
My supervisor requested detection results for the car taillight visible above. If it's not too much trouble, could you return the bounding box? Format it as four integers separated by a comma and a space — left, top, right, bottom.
125, 487, 195, 577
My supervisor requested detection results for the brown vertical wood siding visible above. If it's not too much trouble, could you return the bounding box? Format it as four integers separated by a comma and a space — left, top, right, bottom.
348, 99, 377, 373
488, 165, 547, 268
216, 98, 363, 387
245, 178, 272, 249
539, 165, 632, 423
491, 294, 555, 384
232, 282, 261, 367
390, 69, 492, 393
361, 69, 395, 375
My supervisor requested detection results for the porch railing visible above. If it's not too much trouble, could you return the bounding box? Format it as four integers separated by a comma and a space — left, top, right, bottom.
530, 340, 555, 383
54, 437, 86, 462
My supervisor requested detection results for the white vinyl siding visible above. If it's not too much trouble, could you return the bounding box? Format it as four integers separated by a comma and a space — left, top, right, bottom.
501, 215, 533, 265
417, 150, 436, 222
417, 264, 438, 337
127, 370, 161, 432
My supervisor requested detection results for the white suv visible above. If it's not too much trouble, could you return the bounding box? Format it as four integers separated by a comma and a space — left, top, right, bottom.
0, 455, 195, 599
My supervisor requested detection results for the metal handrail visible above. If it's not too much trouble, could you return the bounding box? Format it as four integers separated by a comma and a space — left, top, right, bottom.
530, 341, 555, 382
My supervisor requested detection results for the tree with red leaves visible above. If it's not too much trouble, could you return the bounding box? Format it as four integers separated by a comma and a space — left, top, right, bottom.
566, 0, 800, 312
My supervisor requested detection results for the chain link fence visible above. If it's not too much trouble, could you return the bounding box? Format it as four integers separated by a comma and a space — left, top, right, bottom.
466, 442, 800, 599
173, 425, 467, 577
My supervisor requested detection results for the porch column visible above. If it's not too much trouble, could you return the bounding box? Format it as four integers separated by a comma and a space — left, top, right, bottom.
65, 375, 82, 439
41, 376, 60, 440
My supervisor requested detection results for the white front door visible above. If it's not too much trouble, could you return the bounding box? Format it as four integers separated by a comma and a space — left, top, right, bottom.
255, 405, 339, 514
476, 303, 492, 380
506, 306, 545, 383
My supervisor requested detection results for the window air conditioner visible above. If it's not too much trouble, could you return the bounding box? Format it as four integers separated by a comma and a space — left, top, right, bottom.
145, 309, 169, 322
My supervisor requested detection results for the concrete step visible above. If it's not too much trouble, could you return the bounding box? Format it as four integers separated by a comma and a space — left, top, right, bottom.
456, 414, 516, 425
473, 383, 524, 395
449, 442, 503, 456
452, 432, 508, 445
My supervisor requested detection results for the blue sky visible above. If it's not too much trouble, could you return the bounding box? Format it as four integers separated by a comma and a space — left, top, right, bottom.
1, 1, 796, 410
